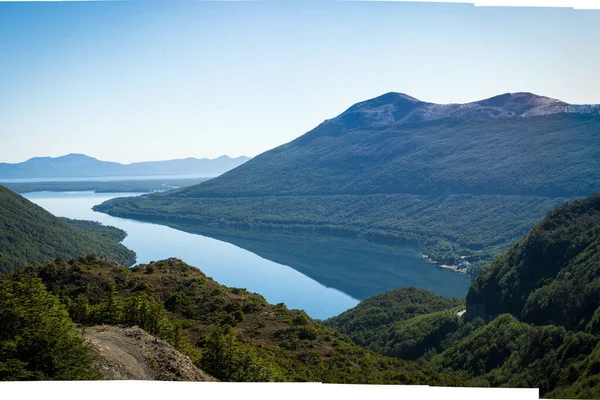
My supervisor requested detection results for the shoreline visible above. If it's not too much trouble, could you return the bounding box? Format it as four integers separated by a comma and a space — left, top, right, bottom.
1, 177, 210, 194
420, 253, 468, 274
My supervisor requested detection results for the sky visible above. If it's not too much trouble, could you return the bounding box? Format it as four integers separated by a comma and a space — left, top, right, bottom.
1, 1, 599, 164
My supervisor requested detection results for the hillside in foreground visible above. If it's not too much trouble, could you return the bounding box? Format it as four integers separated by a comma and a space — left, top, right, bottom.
0, 256, 465, 385
0, 185, 135, 273
95, 92, 600, 271
324, 287, 464, 352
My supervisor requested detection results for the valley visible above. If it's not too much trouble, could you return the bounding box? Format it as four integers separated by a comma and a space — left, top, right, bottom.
3, 0, 600, 396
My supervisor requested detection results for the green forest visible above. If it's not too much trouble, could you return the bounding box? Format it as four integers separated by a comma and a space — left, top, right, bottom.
320, 194, 600, 398
467, 194, 600, 330
0, 185, 136, 274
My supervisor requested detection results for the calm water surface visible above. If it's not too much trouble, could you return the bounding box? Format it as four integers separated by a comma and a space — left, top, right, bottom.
25, 191, 471, 319
25, 191, 359, 319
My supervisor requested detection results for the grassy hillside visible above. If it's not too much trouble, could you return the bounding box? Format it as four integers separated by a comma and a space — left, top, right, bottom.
6, 256, 465, 385
0, 185, 135, 273
95, 93, 600, 270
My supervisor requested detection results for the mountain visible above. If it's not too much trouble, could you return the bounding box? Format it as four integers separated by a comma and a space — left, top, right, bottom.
0, 154, 250, 179
0, 256, 464, 385
466, 194, 600, 331
162, 92, 600, 198
0, 185, 135, 273
95, 92, 600, 269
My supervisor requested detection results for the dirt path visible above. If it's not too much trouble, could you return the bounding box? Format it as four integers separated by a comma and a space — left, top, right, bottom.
83, 325, 216, 381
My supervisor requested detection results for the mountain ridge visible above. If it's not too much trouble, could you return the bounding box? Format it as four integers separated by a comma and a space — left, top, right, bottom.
0, 154, 251, 179
165, 92, 600, 199
324, 91, 600, 130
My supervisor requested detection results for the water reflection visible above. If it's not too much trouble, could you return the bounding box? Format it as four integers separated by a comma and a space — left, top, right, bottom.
123, 218, 471, 301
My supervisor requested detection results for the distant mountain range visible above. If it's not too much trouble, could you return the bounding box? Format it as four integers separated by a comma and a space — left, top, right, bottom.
95, 92, 600, 270
0, 154, 250, 179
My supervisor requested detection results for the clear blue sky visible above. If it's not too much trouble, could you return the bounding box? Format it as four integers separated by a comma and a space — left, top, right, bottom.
1, 1, 599, 163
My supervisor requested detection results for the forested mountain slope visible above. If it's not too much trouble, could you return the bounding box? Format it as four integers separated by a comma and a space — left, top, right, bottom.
467, 194, 600, 331
170, 94, 600, 198
323, 194, 600, 398
0, 185, 135, 273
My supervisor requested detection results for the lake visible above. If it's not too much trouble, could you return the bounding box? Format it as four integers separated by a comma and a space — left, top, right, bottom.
24, 191, 471, 319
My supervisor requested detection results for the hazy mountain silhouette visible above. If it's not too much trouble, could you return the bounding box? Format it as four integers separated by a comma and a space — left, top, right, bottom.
0, 154, 250, 179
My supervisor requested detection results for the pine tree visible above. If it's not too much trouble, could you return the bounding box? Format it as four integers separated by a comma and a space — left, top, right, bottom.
100, 283, 123, 325
0, 274, 100, 380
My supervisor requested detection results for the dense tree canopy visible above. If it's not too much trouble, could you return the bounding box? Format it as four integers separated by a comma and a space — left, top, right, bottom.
323, 194, 600, 398
467, 194, 600, 331
0, 273, 100, 380
323, 287, 463, 347
0, 185, 136, 274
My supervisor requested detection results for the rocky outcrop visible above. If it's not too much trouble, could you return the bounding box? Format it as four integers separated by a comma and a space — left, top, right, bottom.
83, 325, 216, 381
